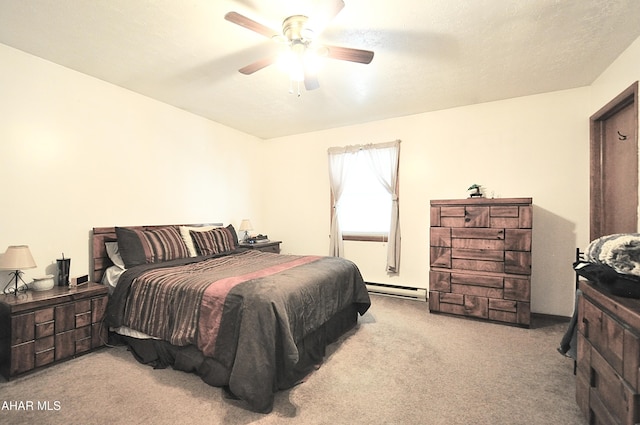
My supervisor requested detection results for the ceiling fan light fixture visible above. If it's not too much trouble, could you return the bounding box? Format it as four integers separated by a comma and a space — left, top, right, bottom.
277, 50, 304, 82
225, 2, 373, 95
282, 15, 312, 42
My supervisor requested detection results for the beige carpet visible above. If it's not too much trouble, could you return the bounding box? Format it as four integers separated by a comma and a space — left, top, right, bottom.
0, 294, 585, 425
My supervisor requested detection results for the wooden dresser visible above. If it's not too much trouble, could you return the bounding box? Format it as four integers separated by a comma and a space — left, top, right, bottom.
0, 282, 108, 379
429, 197, 533, 326
577, 280, 640, 425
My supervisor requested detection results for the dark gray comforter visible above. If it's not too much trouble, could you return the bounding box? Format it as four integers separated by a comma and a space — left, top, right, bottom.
106, 249, 370, 412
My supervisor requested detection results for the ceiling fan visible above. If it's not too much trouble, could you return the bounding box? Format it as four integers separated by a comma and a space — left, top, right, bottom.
224, 0, 374, 93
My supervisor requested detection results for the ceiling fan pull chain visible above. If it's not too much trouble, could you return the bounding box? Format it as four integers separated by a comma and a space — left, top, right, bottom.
288, 80, 302, 97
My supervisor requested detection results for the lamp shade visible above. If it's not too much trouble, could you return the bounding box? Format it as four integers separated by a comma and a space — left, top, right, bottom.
239, 219, 253, 232
0, 245, 37, 270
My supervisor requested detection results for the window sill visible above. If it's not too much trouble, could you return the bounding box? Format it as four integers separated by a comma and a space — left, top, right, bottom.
343, 235, 388, 242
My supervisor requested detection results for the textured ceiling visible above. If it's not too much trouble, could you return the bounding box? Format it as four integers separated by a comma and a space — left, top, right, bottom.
1, 0, 639, 139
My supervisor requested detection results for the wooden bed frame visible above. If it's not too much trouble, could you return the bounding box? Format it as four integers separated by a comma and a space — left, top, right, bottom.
91, 223, 222, 283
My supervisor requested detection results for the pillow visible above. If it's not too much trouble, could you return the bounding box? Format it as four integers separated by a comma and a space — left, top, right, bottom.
116, 226, 190, 268
226, 224, 240, 247
105, 241, 126, 269
190, 226, 237, 256
101, 265, 125, 294
179, 225, 216, 257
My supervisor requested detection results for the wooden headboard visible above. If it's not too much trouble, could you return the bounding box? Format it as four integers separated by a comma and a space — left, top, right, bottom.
91, 223, 222, 283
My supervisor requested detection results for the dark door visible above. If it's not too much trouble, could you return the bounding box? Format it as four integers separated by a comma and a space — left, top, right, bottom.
590, 81, 639, 240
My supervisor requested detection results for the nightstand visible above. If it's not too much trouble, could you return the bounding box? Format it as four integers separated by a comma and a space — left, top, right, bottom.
239, 241, 282, 254
0, 282, 108, 380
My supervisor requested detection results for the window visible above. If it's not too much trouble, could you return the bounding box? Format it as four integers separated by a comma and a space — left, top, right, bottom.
335, 152, 392, 239
327, 140, 401, 273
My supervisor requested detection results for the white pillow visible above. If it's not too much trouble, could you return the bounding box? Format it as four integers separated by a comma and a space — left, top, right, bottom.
105, 241, 125, 269
102, 265, 125, 294
179, 225, 216, 257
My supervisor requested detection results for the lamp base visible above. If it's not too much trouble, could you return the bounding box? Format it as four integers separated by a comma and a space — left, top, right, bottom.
2, 270, 28, 296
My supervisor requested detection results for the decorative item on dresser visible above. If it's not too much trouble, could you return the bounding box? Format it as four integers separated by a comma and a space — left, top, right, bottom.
429, 197, 533, 327
0, 282, 108, 379
576, 280, 640, 425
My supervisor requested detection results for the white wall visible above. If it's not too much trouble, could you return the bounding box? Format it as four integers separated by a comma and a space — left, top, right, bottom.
260, 34, 640, 318
0, 43, 261, 283
261, 88, 591, 317
591, 36, 640, 116
2, 31, 639, 318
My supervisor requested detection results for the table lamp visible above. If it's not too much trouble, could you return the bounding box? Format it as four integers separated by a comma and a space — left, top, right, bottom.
239, 219, 253, 242
0, 245, 37, 295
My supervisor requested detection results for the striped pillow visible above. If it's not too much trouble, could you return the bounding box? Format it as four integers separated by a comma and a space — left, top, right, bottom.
190, 226, 237, 256
116, 226, 190, 268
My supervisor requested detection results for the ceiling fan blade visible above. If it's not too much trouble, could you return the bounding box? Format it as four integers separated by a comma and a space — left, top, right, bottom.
327, 0, 346, 21
225, 11, 279, 39
238, 56, 277, 75
325, 45, 374, 64
304, 72, 320, 91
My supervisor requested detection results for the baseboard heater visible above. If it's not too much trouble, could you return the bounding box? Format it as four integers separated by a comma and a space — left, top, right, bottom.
365, 282, 427, 301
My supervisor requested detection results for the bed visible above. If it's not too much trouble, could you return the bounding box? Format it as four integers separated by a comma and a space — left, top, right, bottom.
91, 223, 371, 413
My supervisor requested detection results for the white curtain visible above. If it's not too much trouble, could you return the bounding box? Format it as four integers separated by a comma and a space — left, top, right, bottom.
327, 147, 351, 257
327, 140, 401, 273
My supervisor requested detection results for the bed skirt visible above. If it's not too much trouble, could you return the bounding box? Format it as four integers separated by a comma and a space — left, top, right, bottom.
114, 304, 359, 403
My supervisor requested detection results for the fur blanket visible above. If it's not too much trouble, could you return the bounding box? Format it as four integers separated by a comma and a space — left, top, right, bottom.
586, 233, 640, 277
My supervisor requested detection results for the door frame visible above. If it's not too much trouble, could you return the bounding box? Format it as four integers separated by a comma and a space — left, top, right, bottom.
590, 81, 639, 240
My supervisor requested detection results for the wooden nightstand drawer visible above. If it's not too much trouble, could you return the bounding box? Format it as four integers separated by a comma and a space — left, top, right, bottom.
239, 241, 282, 254
258, 244, 280, 254
92, 296, 107, 323
11, 312, 34, 345
36, 320, 55, 338
35, 335, 54, 352
75, 325, 91, 340
75, 299, 90, 312
35, 307, 54, 323
55, 303, 75, 333
35, 347, 55, 368
76, 311, 92, 328
0, 283, 109, 380
76, 337, 92, 353
10, 342, 34, 375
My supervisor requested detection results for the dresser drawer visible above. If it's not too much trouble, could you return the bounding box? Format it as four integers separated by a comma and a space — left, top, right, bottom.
588, 345, 639, 425
35, 320, 55, 338
76, 311, 92, 328
35, 307, 54, 323
11, 312, 34, 345
75, 299, 91, 314
579, 297, 626, 376
35, 335, 54, 352
35, 347, 55, 368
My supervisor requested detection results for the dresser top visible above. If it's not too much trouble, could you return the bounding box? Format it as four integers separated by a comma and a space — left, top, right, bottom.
431, 197, 532, 206
0, 282, 107, 313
